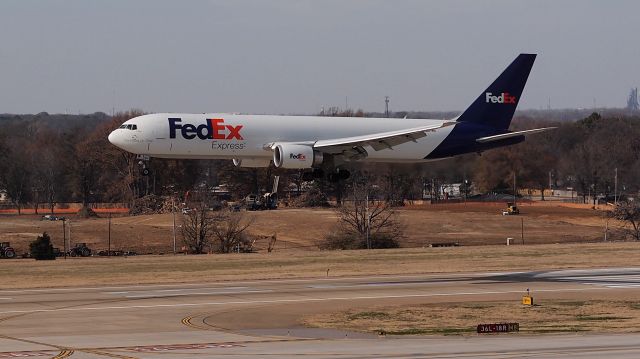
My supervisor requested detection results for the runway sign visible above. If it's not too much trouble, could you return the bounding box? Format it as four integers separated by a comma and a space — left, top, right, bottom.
477, 322, 519, 333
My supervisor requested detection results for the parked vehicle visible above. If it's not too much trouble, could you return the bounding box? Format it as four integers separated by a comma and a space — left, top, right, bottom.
0, 242, 16, 259
42, 214, 66, 221
68, 243, 92, 257
502, 202, 520, 215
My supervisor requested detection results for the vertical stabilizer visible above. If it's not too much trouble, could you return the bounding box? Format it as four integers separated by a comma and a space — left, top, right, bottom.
457, 54, 536, 130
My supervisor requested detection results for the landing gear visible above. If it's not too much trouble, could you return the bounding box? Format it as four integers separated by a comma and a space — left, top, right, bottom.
137, 155, 151, 176
328, 169, 350, 182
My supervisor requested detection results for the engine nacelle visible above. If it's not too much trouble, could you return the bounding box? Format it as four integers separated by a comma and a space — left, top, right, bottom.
273, 143, 323, 169
232, 158, 272, 168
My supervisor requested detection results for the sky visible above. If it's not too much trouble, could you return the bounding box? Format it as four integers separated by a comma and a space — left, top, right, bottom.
1, 0, 639, 115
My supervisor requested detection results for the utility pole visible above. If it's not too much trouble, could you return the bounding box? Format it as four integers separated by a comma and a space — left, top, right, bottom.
63, 219, 67, 260
614, 168, 618, 205
513, 172, 517, 206
385, 96, 390, 118
365, 191, 371, 250
172, 198, 177, 255
108, 213, 111, 256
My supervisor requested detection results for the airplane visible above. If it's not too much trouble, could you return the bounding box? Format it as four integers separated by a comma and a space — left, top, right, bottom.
108, 53, 553, 181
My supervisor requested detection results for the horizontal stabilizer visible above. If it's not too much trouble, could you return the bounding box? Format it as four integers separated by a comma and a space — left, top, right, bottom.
475, 127, 556, 143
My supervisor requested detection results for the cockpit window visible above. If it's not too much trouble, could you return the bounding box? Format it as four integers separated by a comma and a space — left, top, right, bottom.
119, 125, 126, 129
126, 124, 132, 130
132, 124, 137, 130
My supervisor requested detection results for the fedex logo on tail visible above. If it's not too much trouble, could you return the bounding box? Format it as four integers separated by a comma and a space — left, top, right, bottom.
485, 92, 517, 104
169, 118, 243, 140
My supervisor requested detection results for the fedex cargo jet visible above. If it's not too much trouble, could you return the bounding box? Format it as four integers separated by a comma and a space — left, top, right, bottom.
108, 54, 552, 180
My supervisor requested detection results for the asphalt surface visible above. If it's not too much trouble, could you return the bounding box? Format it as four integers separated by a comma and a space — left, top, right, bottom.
1, 268, 640, 358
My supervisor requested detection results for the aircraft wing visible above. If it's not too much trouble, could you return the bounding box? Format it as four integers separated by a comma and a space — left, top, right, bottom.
475, 127, 556, 143
313, 121, 456, 160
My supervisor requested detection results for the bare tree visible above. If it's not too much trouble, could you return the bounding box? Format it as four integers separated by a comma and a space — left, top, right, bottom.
180, 202, 215, 254
321, 174, 403, 250
2, 149, 31, 214
612, 201, 640, 241
210, 211, 255, 253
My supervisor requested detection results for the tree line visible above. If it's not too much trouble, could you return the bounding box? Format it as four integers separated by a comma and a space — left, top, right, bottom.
1, 110, 639, 212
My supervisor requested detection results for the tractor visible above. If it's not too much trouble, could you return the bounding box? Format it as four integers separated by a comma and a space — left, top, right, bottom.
502, 202, 520, 215
68, 243, 92, 257
0, 242, 16, 259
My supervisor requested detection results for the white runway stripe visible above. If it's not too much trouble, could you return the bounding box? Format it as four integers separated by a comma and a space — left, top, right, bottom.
551, 271, 640, 288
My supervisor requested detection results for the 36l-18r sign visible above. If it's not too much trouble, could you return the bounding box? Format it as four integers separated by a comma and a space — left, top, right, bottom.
477, 322, 519, 333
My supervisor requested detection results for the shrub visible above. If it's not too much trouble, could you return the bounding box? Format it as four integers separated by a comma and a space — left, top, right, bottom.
29, 232, 56, 260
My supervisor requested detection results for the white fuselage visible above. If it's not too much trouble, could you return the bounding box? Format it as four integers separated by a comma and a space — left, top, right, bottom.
108, 113, 454, 163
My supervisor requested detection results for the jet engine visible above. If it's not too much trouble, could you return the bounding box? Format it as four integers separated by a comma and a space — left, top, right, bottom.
273, 143, 323, 169
232, 158, 272, 168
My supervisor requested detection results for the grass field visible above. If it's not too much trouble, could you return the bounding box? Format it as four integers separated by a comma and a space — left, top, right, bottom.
303, 299, 640, 335
0, 242, 639, 289
0, 202, 619, 255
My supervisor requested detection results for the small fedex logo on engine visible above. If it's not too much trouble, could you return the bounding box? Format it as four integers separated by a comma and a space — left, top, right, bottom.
290, 153, 306, 161
485, 92, 517, 104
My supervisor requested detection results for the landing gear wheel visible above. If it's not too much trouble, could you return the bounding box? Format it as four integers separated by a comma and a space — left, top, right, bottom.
4, 250, 15, 259
142, 168, 150, 176
328, 169, 350, 182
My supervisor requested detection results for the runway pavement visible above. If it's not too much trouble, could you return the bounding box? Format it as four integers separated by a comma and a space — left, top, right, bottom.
1, 267, 640, 358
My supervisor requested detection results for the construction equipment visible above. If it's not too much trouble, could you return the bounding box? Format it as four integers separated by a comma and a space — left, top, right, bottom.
68, 243, 92, 257
244, 176, 279, 211
0, 242, 16, 259
502, 202, 520, 215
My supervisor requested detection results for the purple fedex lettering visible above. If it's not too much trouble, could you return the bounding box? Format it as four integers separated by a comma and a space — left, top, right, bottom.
169, 118, 243, 140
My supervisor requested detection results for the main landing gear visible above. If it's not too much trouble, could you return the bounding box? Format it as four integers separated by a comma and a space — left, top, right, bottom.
328, 169, 350, 182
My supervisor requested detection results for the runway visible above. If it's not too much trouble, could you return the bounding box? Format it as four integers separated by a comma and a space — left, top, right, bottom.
1, 268, 640, 358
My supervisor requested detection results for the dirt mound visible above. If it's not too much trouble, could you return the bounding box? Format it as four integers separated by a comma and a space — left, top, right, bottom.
129, 195, 175, 215
76, 206, 99, 218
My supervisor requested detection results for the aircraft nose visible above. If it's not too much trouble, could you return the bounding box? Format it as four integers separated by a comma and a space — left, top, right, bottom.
108, 130, 122, 148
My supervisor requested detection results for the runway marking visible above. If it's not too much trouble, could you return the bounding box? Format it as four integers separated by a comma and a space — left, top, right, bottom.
0, 287, 614, 315
550, 274, 640, 288
0, 351, 55, 358
124, 289, 271, 298
129, 342, 243, 352
52, 349, 74, 359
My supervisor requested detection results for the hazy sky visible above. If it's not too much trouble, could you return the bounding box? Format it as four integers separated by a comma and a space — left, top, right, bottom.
1, 0, 639, 115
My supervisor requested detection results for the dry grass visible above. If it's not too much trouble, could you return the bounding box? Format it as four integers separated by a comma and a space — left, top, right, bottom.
0, 242, 639, 289
303, 300, 640, 335
0, 203, 617, 255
